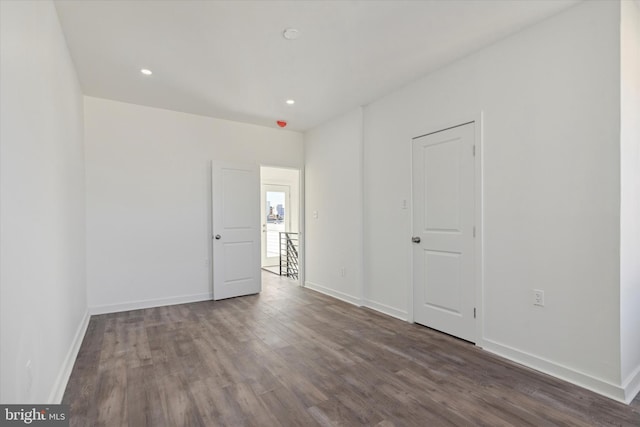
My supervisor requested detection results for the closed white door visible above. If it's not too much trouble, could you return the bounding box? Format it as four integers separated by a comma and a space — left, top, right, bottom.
261, 184, 290, 267
412, 122, 476, 342
212, 162, 261, 300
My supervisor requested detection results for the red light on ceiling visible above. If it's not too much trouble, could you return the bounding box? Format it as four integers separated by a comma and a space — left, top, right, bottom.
277, 120, 287, 128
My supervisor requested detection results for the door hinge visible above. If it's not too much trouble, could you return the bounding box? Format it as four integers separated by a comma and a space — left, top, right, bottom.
474, 308, 476, 319
473, 145, 476, 156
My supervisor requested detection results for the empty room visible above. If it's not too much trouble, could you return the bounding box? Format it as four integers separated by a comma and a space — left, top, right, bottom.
1, 0, 639, 425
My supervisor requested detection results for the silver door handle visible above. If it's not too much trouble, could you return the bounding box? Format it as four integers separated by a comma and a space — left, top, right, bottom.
215, 234, 221, 240
411, 236, 421, 243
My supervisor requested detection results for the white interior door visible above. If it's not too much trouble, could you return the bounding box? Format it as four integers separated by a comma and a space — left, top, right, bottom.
412, 122, 476, 342
261, 184, 290, 267
212, 162, 261, 300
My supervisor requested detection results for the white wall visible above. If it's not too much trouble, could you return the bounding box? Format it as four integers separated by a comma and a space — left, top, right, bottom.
84, 97, 303, 313
0, 0, 88, 403
304, 108, 363, 305
620, 0, 640, 401
361, 0, 624, 398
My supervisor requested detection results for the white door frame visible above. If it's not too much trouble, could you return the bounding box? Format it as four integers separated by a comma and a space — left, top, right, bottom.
408, 112, 484, 347
260, 165, 304, 287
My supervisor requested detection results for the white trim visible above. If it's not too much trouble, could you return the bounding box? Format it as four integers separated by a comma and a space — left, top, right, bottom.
298, 167, 305, 287
622, 364, 640, 404
304, 281, 362, 307
47, 309, 90, 403
356, 106, 365, 303
89, 292, 212, 315
208, 160, 214, 298
407, 127, 415, 323
362, 299, 408, 322
473, 112, 485, 348
483, 338, 627, 403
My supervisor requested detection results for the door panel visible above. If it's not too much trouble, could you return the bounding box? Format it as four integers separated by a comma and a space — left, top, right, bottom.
212, 162, 261, 300
423, 138, 461, 232
423, 250, 462, 314
412, 122, 475, 342
222, 169, 254, 228
223, 242, 254, 282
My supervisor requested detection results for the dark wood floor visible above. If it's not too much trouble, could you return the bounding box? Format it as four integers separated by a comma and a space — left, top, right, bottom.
64, 273, 640, 426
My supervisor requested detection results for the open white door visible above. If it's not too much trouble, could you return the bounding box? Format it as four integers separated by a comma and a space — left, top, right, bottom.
212, 161, 261, 300
412, 122, 476, 342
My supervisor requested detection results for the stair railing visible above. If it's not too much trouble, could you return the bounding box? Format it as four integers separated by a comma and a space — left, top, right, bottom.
279, 232, 299, 280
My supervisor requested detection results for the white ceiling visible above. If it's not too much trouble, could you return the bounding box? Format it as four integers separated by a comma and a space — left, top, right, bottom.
54, 0, 580, 132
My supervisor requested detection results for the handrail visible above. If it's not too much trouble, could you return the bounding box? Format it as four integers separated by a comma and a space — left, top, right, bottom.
279, 232, 299, 280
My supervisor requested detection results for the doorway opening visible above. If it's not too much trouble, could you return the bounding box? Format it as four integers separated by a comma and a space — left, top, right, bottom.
260, 166, 301, 281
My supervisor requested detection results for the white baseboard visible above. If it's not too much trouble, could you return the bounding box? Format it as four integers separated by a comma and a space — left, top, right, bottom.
622, 364, 640, 404
483, 338, 627, 404
48, 309, 90, 404
362, 299, 408, 321
89, 292, 213, 315
301, 282, 410, 323
304, 281, 362, 307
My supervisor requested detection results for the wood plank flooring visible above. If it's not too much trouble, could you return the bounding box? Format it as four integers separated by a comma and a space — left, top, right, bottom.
64, 273, 640, 426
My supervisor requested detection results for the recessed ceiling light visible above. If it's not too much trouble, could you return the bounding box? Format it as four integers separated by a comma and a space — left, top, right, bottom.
140, 69, 152, 75
283, 28, 299, 40
286, 99, 295, 105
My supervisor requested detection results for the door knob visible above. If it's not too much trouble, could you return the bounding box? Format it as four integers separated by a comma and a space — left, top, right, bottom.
411, 236, 421, 243
215, 234, 221, 240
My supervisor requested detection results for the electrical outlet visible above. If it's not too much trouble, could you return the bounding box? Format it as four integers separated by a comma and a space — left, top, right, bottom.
340, 267, 346, 277
313, 211, 319, 219
533, 289, 544, 307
